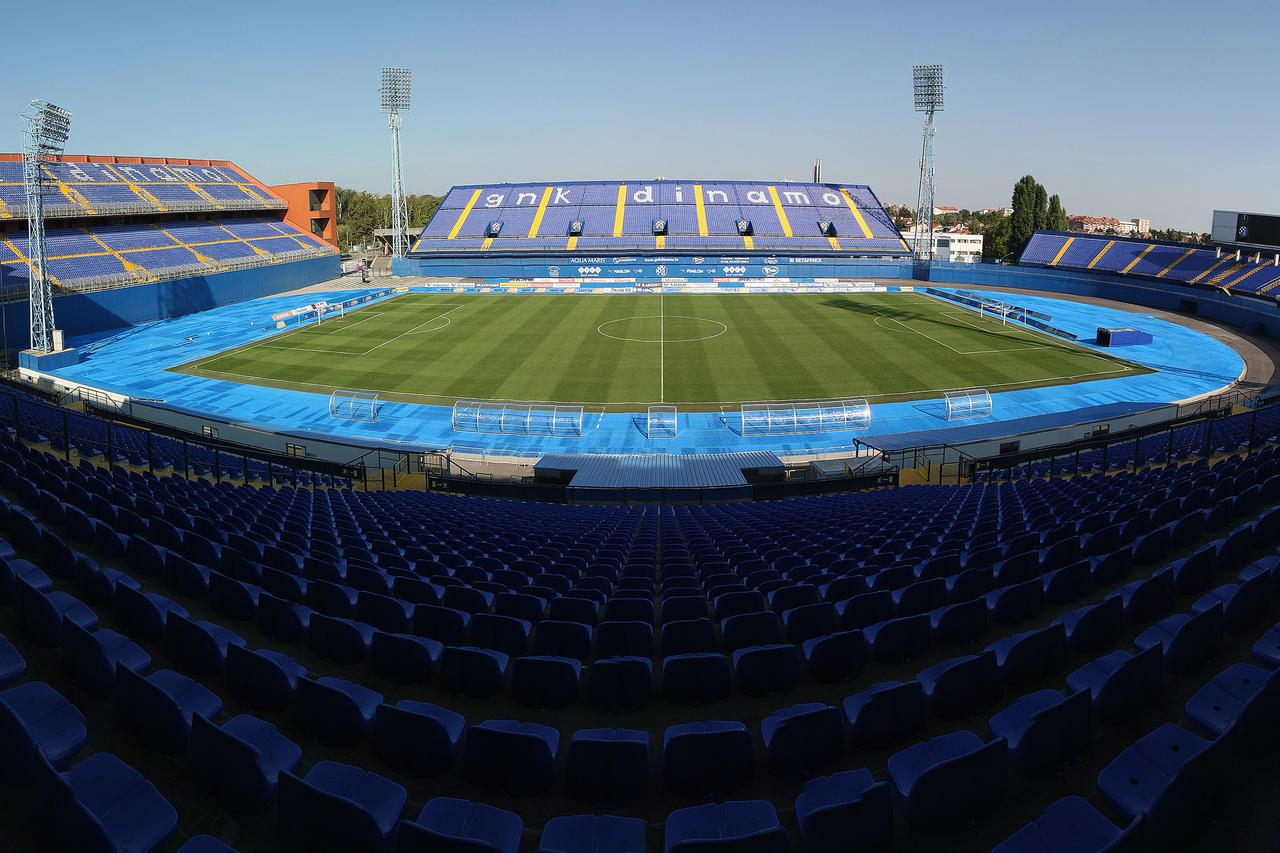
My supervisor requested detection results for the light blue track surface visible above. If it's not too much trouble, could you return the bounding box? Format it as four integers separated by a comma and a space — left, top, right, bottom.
44, 286, 1245, 455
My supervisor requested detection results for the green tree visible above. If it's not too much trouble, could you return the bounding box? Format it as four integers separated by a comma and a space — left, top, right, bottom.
981, 215, 1011, 261
334, 186, 444, 251
1047, 194, 1068, 231
1032, 183, 1049, 231
1008, 175, 1040, 252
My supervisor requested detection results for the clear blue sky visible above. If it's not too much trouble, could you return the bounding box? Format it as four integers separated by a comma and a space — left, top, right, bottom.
6, 0, 1277, 230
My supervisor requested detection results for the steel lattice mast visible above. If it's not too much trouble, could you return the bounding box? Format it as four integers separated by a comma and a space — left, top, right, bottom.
379, 68, 412, 259
911, 65, 944, 262
22, 100, 71, 353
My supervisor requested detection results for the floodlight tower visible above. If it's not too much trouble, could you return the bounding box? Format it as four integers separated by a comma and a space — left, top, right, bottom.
379, 67, 412, 259
911, 65, 944, 262
22, 99, 72, 354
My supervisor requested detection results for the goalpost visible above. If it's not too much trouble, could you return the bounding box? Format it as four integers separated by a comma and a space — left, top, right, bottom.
943, 388, 992, 421
314, 301, 344, 326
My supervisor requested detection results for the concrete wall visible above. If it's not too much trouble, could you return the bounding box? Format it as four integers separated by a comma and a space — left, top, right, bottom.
0, 256, 340, 353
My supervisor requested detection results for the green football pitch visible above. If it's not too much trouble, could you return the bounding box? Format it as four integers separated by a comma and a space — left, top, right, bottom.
175, 291, 1148, 412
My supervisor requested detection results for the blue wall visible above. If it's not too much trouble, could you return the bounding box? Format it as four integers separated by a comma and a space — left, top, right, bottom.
1, 256, 340, 353
927, 262, 1280, 338
392, 254, 915, 281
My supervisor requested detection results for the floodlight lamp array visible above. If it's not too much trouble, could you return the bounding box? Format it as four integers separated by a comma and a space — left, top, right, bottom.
379, 67, 412, 113
912, 65, 945, 112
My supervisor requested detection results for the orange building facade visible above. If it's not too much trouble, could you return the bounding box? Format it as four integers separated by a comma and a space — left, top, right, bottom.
270, 181, 338, 247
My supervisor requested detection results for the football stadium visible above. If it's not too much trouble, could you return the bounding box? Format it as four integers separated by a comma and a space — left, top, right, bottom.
1, 11, 1280, 853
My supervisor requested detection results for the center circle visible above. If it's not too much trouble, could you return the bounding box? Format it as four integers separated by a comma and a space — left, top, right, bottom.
597, 314, 728, 343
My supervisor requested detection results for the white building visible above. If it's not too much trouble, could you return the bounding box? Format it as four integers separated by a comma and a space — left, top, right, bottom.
902, 228, 984, 263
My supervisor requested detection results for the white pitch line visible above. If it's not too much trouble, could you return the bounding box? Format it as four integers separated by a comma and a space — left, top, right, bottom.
361, 305, 466, 355
659, 290, 665, 403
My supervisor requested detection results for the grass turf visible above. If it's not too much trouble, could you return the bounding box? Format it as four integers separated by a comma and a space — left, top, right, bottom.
174, 291, 1149, 412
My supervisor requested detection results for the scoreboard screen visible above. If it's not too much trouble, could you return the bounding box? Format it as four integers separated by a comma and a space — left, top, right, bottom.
1235, 213, 1280, 249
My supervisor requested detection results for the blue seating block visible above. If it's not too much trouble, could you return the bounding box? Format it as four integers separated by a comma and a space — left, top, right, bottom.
795, 768, 892, 853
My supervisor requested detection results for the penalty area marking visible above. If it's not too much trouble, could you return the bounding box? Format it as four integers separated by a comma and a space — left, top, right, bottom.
596, 314, 728, 344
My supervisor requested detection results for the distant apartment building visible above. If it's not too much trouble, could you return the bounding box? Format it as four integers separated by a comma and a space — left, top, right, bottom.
1067, 215, 1150, 237
902, 227, 984, 263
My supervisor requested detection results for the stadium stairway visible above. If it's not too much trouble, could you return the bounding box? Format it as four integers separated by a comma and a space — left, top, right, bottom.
0, 411, 1278, 849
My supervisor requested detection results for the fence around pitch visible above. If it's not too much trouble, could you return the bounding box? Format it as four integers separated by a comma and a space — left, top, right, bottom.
451, 400, 585, 437
740, 398, 871, 435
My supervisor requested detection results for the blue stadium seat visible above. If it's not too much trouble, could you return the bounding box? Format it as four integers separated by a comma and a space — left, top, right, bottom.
373, 700, 464, 777
663, 720, 754, 796
463, 719, 559, 796
1117, 567, 1174, 623
278, 761, 407, 853
537, 814, 647, 853
842, 680, 926, 749
256, 592, 312, 643
438, 645, 509, 697
512, 655, 581, 708
60, 615, 151, 696
588, 656, 652, 711
1096, 723, 1228, 849
370, 631, 442, 683
0, 681, 86, 783
795, 769, 893, 853
661, 618, 717, 655
565, 727, 650, 805
993, 795, 1140, 853
662, 653, 731, 705
191, 713, 302, 815
307, 612, 374, 664
33, 747, 178, 853
413, 604, 471, 645
733, 643, 800, 696
166, 611, 245, 676
0, 633, 26, 686
929, 598, 989, 645
17, 577, 98, 646
399, 797, 522, 853
115, 663, 222, 752
1067, 644, 1164, 723
664, 801, 789, 853
1134, 603, 1223, 675
1253, 621, 1280, 667
989, 688, 1092, 778
1184, 663, 1280, 752
114, 583, 185, 642
598, 620, 654, 657
225, 644, 305, 711
1193, 573, 1268, 633
801, 629, 866, 682
534, 620, 594, 662
1054, 596, 1124, 654
916, 651, 1001, 719
760, 702, 843, 780
986, 623, 1067, 685
863, 613, 931, 663
293, 675, 381, 746
887, 731, 1008, 831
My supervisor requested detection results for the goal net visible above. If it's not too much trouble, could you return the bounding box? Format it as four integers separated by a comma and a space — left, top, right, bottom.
943, 388, 992, 421
647, 405, 678, 439
741, 398, 871, 435
329, 389, 380, 423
